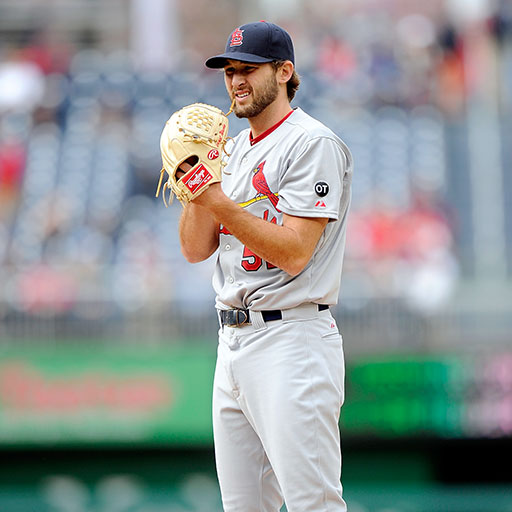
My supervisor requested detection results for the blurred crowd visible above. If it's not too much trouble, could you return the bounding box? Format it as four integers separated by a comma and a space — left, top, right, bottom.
0, 0, 511, 320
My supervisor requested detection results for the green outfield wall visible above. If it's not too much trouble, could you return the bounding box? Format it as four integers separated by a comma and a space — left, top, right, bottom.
0, 343, 511, 446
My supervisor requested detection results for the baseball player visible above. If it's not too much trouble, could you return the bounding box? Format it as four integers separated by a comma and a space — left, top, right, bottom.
177, 21, 353, 512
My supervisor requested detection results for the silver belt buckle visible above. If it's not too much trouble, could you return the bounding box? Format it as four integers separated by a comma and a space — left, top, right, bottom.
225, 309, 250, 327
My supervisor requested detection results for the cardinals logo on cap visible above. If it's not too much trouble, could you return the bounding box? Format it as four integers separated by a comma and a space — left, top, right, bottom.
230, 28, 244, 47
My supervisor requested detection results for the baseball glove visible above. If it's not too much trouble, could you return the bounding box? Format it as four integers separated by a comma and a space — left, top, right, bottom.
156, 101, 234, 207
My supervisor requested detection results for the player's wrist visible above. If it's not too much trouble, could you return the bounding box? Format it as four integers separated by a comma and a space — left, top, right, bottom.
192, 182, 225, 208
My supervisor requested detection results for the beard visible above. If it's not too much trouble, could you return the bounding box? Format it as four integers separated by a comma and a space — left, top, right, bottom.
233, 72, 279, 119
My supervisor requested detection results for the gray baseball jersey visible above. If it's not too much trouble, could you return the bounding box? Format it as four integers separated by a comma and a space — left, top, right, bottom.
213, 107, 353, 311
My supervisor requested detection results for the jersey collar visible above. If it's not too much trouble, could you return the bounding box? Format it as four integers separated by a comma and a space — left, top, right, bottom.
249, 109, 295, 146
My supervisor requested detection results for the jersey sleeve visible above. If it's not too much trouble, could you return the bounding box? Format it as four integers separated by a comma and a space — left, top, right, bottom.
277, 136, 348, 220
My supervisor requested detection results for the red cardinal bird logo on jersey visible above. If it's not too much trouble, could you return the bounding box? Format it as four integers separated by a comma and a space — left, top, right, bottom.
239, 161, 280, 212
252, 161, 280, 210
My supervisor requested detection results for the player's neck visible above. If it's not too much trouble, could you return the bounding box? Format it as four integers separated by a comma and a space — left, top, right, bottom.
249, 99, 293, 139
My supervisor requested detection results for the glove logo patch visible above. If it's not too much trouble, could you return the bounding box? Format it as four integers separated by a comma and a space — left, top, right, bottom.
314, 181, 329, 197
183, 164, 213, 193
230, 28, 244, 47
208, 149, 220, 160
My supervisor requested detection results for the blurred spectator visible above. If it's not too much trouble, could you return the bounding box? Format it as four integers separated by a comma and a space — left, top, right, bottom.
492, 0, 512, 46
316, 35, 358, 81
20, 28, 72, 75
13, 264, 77, 315
395, 189, 459, 312
0, 47, 45, 113
435, 44, 466, 114
0, 134, 25, 222
368, 42, 403, 105
346, 188, 458, 311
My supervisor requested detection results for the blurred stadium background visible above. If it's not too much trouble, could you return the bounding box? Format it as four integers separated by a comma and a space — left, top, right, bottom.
0, 0, 511, 511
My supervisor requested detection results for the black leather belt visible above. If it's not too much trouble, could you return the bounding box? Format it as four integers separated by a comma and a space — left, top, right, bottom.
219, 304, 329, 327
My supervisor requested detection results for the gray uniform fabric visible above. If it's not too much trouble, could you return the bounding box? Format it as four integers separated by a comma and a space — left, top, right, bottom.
213, 108, 353, 311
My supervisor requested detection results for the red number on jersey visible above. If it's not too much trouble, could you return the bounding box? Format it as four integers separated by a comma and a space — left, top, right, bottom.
241, 246, 262, 272
241, 247, 277, 272
240, 210, 278, 271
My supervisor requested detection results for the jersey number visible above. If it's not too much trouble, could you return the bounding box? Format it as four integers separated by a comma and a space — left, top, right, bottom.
239, 210, 278, 272
241, 247, 277, 272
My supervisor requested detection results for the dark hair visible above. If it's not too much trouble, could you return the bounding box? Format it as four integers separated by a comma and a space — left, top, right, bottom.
272, 60, 300, 102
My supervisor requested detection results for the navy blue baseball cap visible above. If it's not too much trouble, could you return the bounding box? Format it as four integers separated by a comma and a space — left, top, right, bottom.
205, 21, 295, 69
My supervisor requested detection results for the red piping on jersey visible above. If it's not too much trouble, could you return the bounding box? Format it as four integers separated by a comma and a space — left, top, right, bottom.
249, 109, 295, 146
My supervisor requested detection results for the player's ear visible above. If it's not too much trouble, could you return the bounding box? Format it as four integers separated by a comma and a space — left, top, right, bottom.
277, 61, 294, 84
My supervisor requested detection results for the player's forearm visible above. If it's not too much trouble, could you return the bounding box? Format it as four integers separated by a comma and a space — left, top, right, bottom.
219, 206, 309, 275
179, 203, 220, 263
196, 186, 320, 276
233, 218, 307, 276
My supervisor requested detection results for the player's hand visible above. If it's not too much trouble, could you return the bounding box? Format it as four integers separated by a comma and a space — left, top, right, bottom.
190, 181, 224, 208
176, 159, 225, 209
172, 156, 224, 210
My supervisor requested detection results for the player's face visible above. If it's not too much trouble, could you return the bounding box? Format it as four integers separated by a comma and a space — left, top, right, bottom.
224, 61, 279, 119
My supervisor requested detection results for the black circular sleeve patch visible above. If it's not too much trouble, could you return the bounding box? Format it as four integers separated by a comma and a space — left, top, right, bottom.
314, 181, 329, 197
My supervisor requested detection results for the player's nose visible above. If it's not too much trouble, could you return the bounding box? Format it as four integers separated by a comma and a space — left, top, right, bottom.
230, 72, 247, 88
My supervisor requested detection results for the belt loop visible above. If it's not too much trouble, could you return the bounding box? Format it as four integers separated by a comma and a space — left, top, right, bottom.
249, 310, 267, 332
217, 310, 224, 331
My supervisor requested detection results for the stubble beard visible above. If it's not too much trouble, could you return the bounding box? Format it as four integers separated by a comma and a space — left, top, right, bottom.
233, 73, 279, 119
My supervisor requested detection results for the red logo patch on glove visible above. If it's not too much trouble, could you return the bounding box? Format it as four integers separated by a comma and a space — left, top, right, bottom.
183, 164, 213, 194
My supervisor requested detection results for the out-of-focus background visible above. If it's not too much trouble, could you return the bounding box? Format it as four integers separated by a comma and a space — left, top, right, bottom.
0, 0, 511, 510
